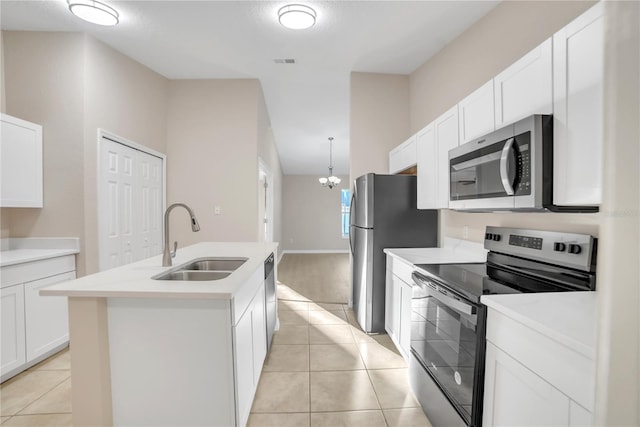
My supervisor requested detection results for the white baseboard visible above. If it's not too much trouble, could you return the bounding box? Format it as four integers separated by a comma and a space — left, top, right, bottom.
281, 249, 349, 255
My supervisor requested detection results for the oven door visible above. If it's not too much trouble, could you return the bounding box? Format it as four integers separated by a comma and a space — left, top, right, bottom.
411, 272, 486, 426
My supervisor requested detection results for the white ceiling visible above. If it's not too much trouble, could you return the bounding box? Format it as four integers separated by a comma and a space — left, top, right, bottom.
0, 0, 498, 175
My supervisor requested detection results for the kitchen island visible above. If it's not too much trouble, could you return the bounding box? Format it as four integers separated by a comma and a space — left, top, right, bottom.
41, 242, 278, 427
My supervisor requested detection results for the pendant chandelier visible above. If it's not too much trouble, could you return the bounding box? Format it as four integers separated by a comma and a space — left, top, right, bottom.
319, 137, 341, 189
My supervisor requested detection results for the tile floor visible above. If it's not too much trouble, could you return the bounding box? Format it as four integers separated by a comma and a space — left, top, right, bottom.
0, 284, 432, 427
247, 284, 433, 427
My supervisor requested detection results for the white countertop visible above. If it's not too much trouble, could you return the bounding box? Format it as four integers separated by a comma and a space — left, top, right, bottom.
482, 292, 598, 359
41, 242, 278, 300
384, 238, 488, 265
0, 238, 80, 267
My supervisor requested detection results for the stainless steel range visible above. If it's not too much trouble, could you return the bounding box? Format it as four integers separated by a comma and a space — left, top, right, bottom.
408, 226, 597, 427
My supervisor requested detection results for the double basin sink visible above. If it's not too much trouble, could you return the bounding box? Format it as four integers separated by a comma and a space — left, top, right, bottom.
153, 257, 248, 281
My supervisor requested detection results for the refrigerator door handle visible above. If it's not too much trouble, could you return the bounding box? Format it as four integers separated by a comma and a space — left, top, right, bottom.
349, 225, 355, 255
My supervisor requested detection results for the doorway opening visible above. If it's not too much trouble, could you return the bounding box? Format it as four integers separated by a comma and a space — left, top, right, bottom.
258, 158, 274, 243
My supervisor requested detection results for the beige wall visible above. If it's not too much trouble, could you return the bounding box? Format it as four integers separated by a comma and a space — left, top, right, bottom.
166, 79, 260, 247
256, 87, 284, 246
282, 175, 349, 252
1, 32, 87, 271
349, 72, 410, 184
83, 36, 169, 274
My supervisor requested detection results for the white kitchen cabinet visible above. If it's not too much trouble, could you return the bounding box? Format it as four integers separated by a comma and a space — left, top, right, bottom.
389, 135, 417, 174
458, 80, 495, 144
417, 106, 459, 210
483, 341, 571, 426
416, 123, 437, 209
1, 255, 75, 381
553, 2, 604, 207
24, 272, 74, 362
494, 38, 553, 127
1, 285, 26, 376
385, 255, 413, 361
0, 113, 43, 208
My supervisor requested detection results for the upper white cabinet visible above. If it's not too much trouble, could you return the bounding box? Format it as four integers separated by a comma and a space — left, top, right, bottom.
494, 38, 553, 127
389, 135, 417, 174
0, 113, 43, 208
458, 80, 495, 144
417, 106, 459, 209
553, 2, 604, 207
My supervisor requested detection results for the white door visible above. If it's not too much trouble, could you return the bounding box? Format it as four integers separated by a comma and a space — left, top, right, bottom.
258, 158, 274, 242
99, 135, 165, 271
458, 80, 496, 144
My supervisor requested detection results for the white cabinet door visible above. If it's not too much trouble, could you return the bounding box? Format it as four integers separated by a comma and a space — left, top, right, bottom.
484, 342, 570, 427
0, 114, 43, 208
458, 80, 495, 144
384, 257, 398, 340
416, 123, 437, 209
251, 283, 267, 386
398, 279, 412, 359
24, 272, 74, 361
234, 305, 254, 427
1, 285, 26, 376
494, 38, 553, 127
553, 2, 604, 207
389, 135, 417, 174
435, 106, 459, 209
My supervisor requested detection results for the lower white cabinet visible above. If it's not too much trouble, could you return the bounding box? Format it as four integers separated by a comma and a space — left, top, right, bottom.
1, 256, 75, 381
234, 281, 267, 427
385, 255, 413, 361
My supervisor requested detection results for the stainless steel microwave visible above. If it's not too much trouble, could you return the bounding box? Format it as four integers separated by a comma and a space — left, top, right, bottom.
449, 115, 553, 211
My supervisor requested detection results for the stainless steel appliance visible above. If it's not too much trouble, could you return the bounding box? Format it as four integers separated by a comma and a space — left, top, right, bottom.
409, 226, 597, 427
350, 173, 438, 333
264, 252, 276, 350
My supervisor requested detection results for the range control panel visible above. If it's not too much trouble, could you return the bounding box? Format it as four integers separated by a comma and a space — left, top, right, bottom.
484, 226, 597, 272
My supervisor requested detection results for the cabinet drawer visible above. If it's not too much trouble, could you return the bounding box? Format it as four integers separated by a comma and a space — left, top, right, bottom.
389, 256, 414, 284
1, 255, 76, 288
486, 309, 595, 411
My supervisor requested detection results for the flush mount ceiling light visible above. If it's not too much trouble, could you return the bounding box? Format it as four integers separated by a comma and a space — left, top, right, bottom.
278, 4, 316, 30
67, 0, 119, 26
319, 137, 341, 189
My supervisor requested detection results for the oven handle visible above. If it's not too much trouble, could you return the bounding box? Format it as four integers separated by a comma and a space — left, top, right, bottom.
500, 137, 515, 195
412, 272, 476, 316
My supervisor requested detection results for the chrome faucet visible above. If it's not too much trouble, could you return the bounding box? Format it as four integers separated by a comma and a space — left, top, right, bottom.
162, 203, 201, 267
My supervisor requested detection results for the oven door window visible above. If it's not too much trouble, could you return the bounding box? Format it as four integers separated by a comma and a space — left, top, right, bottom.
450, 133, 531, 201
411, 289, 480, 424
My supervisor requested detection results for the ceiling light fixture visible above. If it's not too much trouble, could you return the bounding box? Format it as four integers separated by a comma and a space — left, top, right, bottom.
319, 137, 341, 189
278, 4, 316, 30
67, 0, 119, 26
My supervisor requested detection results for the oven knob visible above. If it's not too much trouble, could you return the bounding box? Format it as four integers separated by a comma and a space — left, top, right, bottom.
485, 233, 493, 240
554, 242, 566, 252
492, 234, 501, 241
568, 244, 582, 254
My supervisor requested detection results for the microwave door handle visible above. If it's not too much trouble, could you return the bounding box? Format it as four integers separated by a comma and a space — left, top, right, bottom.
500, 137, 515, 195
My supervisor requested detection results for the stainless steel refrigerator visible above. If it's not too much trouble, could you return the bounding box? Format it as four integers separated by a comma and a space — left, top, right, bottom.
350, 173, 438, 333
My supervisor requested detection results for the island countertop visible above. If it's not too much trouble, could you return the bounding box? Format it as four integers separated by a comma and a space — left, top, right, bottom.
40, 242, 278, 299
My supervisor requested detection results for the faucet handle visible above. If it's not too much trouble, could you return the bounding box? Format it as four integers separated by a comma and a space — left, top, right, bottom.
171, 241, 178, 258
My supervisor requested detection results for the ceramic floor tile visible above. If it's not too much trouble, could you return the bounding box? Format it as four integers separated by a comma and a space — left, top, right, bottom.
1, 417, 10, 424
308, 303, 345, 312
368, 369, 420, 409
310, 410, 387, 427
277, 284, 311, 302
28, 349, 70, 371
309, 310, 348, 325
309, 343, 365, 371
247, 412, 310, 427
309, 371, 380, 412
252, 372, 310, 413
349, 326, 378, 343
17, 378, 72, 415
0, 414, 73, 427
383, 408, 433, 427
309, 324, 356, 344
272, 324, 309, 345
344, 309, 359, 326
278, 300, 310, 311
263, 345, 309, 372
358, 342, 407, 370
0, 371, 70, 416
277, 310, 309, 325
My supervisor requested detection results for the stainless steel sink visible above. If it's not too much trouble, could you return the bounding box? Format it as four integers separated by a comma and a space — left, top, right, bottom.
183, 258, 247, 271
152, 257, 248, 281
155, 270, 231, 281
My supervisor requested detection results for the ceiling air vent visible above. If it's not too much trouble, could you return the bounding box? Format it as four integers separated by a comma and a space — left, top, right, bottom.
274, 59, 296, 64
